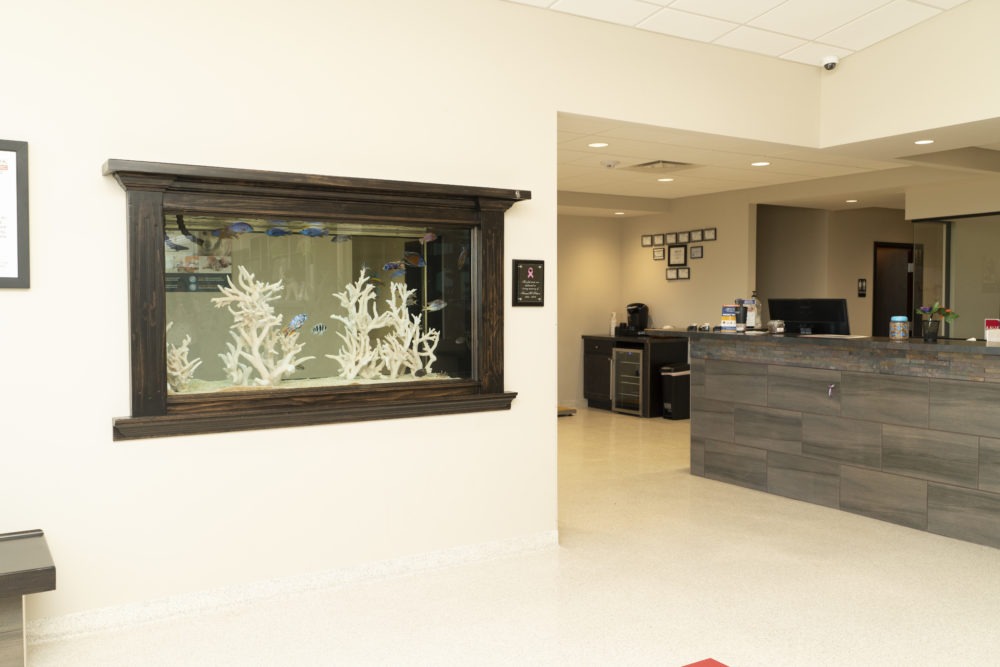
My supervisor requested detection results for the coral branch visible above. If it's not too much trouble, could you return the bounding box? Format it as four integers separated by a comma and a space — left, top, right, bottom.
328, 273, 442, 381
166, 321, 202, 393
211, 266, 315, 386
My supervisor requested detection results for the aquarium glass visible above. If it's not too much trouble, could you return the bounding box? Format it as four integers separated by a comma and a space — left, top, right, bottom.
163, 214, 473, 394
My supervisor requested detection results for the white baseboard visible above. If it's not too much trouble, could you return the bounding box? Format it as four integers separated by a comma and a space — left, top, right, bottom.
28, 530, 559, 645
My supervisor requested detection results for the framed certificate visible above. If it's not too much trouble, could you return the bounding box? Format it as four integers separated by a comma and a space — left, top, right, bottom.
677, 231, 690, 244
652, 247, 665, 261
667, 244, 687, 266
641, 234, 653, 247
690, 229, 703, 242
690, 245, 704, 259
652, 233, 665, 246
0, 139, 29, 288
665, 232, 677, 244
703, 227, 717, 241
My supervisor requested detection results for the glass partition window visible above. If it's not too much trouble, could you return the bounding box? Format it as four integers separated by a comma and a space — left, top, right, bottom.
915, 214, 1000, 340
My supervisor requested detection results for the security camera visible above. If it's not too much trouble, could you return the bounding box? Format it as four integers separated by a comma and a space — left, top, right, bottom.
822, 56, 839, 71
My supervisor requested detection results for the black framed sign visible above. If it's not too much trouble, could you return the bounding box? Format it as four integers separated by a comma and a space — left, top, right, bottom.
513, 259, 544, 306
0, 139, 29, 288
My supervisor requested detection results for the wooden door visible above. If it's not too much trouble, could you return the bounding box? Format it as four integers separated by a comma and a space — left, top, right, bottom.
872, 243, 914, 337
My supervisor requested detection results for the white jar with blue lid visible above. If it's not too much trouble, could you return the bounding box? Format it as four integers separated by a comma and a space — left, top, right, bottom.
889, 316, 908, 341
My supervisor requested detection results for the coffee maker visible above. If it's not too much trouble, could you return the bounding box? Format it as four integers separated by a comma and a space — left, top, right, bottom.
616, 303, 649, 335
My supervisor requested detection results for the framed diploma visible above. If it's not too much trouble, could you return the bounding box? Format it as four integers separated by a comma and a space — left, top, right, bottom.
0, 140, 29, 288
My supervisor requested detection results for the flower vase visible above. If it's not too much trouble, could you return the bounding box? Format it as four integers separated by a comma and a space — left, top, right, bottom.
922, 319, 940, 342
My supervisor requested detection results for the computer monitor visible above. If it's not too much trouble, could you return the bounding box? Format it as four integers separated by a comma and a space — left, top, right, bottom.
767, 298, 851, 335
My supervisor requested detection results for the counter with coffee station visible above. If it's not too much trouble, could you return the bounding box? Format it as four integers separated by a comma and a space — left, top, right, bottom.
643, 328, 1000, 550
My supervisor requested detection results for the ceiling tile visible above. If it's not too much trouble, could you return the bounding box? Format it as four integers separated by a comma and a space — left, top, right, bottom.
638, 8, 737, 41
749, 0, 893, 40
714, 25, 808, 56
819, 1, 940, 51
505, 0, 557, 7
548, 0, 661, 26
667, 0, 788, 24
917, 0, 968, 8
779, 41, 852, 66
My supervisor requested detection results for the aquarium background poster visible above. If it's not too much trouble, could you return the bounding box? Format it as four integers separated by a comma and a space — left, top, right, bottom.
513, 259, 544, 307
0, 139, 29, 288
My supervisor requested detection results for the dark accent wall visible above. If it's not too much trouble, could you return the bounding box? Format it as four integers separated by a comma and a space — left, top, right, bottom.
679, 332, 1000, 549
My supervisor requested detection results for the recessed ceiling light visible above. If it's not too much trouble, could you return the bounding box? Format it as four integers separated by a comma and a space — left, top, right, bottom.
846, 199, 858, 203
588, 142, 609, 148
657, 177, 674, 182
751, 161, 770, 167
614, 211, 625, 216
914, 139, 934, 145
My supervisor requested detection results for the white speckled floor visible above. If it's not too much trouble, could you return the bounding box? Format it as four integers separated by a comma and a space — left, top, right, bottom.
29, 409, 1000, 666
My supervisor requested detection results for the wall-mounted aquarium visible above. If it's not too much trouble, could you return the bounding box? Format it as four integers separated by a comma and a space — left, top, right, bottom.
164, 215, 472, 393
106, 160, 529, 440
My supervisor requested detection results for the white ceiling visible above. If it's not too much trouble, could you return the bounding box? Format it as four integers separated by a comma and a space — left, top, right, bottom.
502, 0, 1000, 218
505, 0, 970, 66
558, 112, 1000, 216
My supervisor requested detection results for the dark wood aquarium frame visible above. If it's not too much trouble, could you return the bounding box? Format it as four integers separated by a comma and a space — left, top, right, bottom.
104, 160, 530, 440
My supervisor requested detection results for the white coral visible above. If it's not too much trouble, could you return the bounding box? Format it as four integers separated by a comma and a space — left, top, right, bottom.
327, 268, 392, 380
328, 271, 442, 381
166, 321, 202, 393
211, 265, 315, 386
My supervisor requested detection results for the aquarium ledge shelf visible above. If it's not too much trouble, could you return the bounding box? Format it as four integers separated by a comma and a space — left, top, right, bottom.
113, 391, 517, 440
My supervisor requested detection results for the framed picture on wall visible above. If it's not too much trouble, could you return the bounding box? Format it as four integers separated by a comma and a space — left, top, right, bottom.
666, 268, 678, 280
652, 233, 665, 246
652, 247, 665, 260
641, 234, 653, 247
667, 244, 687, 266
690, 229, 703, 242
0, 139, 29, 289
678, 267, 690, 280
665, 232, 677, 244
690, 245, 704, 259
703, 227, 717, 241
677, 231, 690, 244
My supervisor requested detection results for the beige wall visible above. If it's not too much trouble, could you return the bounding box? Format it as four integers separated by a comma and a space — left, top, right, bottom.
827, 208, 912, 336
7, 0, 1000, 624
2, 0, 828, 622
557, 216, 621, 406
756, 206, 830, 321
822, 0, 1000, 145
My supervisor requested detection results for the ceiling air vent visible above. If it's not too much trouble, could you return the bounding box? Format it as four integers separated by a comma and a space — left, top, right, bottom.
620, 159, 695, 173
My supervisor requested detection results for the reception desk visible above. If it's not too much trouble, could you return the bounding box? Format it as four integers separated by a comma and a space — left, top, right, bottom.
645, 330, 1000, 550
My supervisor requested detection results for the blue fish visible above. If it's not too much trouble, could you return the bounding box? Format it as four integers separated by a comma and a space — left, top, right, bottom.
424, 299, 447, 312
212, 221, 253, 237
383, 261, 405, 271
282, 313, 308, 336
300, 226, 326, 237
164, 232, 188, 251
403, 251, 425, 268
266, 227, 292, 237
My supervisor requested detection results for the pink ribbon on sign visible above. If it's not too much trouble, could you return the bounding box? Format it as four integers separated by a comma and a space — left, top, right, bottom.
527, 267, 534, 279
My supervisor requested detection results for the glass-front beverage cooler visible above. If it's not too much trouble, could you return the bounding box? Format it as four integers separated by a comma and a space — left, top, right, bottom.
612, 348, 643, 415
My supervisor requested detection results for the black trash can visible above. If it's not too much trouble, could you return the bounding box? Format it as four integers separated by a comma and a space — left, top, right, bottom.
660, 363, 690, 420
